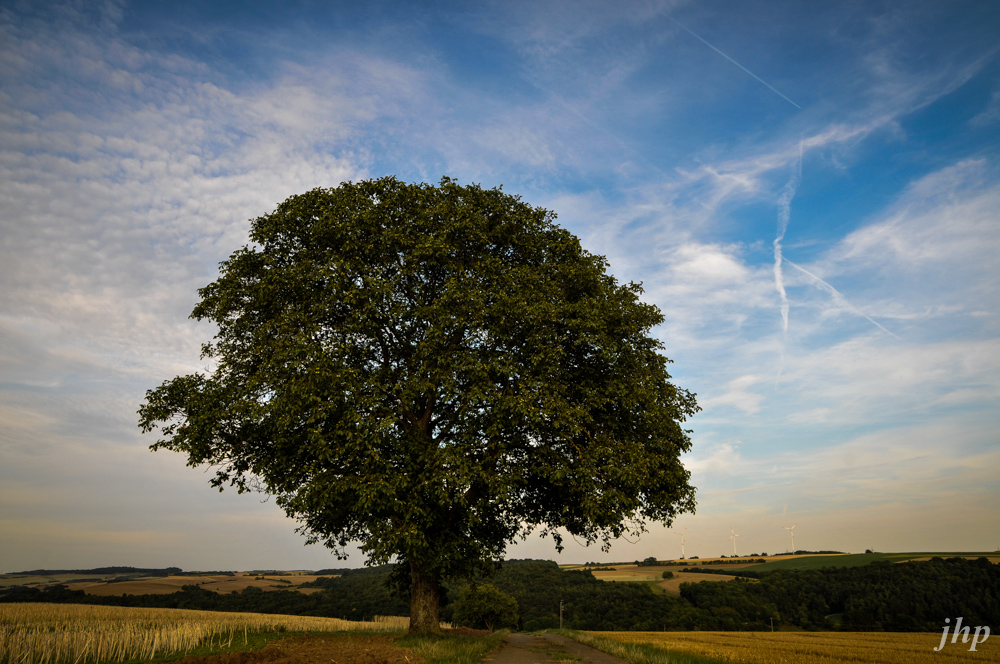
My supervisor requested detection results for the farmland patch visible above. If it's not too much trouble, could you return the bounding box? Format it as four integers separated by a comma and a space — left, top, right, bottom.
657, 573, 737, 595
0, 603, 410, 664
171, 634, 419, 664
60, 572, 328, 596
584, 630, 998, 664
750, 552, 1000, 572
587, 567, 668, 583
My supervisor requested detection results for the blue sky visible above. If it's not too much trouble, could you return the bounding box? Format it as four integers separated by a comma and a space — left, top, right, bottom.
1, 0, 998, 571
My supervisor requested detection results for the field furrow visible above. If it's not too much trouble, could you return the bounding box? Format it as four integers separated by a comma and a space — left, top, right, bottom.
0, 603, 409, 664
589, 630, 999, 663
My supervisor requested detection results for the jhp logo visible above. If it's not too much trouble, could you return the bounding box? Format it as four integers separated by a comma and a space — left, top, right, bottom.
934, 617, 990, 652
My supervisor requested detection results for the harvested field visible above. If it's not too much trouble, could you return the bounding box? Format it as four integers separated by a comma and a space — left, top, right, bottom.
686, 565, 756, 570
0, 574, 112, 588
657, 573, 736, 595
170, 634, 419, 664
582, 555, 837, 582
200, 574, 327, 594
0, 602, 409, 664
68, 576, 231, 596
588, 566, 666, 583
589, 566, 741, 587
63, 572, 329, 596
590, 630, 998, 663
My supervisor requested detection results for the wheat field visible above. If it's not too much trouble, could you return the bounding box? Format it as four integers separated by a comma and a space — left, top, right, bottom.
589, 629, 999, 664
0, 603, 409, 664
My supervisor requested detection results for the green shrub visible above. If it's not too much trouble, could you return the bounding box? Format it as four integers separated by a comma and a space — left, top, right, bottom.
451, 583, 518, 632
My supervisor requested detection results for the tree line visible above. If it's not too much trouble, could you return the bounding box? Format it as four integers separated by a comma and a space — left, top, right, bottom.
9, 567, 184, 576
678, 557, 999, 631
2, 558, 996, 632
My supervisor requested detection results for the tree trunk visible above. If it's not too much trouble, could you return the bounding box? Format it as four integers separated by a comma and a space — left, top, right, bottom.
409, 560, 441, 634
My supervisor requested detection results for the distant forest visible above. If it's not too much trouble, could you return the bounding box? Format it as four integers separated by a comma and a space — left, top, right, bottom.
10, 566, 183, 576
3, 558, 997, 632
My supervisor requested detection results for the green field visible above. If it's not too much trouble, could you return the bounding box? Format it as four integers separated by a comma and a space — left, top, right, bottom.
0, 574, 114, 587
566, 552, 1000, 579
749, 552, 1000, 572
561, 552, 1000, 577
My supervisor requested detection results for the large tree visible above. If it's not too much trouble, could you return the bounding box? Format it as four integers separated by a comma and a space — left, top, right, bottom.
138, 176, 698, 633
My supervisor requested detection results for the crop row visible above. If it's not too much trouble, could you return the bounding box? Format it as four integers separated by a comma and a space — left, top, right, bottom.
0, 603, 409, 664
592, 630, 996, 663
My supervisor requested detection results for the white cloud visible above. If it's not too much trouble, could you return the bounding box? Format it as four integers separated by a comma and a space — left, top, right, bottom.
970, 88, 1000, 127
2, 1, 998, 570
472, 0, 685, 81
683, 440, 746, 476
0, 19, 419, 392
685, 415, 1000, 535
0, 11, 385, 571
833, 160, 999, 270
668, 243, 753, 286
700, 375, 765, 414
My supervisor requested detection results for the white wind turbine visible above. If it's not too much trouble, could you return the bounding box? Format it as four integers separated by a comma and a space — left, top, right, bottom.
729, 527, 742, 556
674, 528, 688, 559
783, 523, 797, 554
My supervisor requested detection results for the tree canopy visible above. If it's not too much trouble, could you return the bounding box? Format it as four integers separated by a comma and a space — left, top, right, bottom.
138, 176, 698, 632
452, 583, 519, 631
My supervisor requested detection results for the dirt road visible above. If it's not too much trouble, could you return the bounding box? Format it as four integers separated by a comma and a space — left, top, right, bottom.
486, 634, 628, 664
162, 631, 628, 664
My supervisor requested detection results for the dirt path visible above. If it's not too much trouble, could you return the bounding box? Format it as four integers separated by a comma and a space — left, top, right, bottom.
159, 631, 627, 664
485, 634, 628, 664
169, 634, 418, 664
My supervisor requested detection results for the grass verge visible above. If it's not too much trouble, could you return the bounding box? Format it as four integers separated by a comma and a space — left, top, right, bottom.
395, 630, 508, 664
547, 630, 730, 664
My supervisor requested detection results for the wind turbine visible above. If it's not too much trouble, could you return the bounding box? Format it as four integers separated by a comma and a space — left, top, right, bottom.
673, 528, 688, 559
729, 527, 742, 556
783, 523, 797, 554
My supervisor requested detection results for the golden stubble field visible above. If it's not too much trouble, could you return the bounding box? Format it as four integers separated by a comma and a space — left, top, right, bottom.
593, 630, 999, 664
586, 566, 669, 583
0, 603, 407, 664
65, 572, 330, 596
656, 573, 737, 594
579, 565, 740, 593
0, 572, 337, 597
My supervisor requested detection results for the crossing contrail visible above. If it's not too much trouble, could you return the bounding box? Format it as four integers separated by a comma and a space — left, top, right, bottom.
783, 259, 902, 340
668, 16, 802, 110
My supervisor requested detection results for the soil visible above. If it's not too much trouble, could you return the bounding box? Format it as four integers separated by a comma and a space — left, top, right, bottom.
485, 634, 628, 664
171, 634, 421, 664
165, 630, 625, 664
443, 627, 491, 636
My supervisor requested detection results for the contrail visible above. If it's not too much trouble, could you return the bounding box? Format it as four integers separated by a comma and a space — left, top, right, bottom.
668, 16, 802, 110
783, 259, 902, 340
773, 141, 803, 335
772, 141, 803, 390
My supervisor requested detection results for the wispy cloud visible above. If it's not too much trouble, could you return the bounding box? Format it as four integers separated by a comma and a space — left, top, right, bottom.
784, 259, 902, 340
2, 0, 998, 569
700, 375, 765, 415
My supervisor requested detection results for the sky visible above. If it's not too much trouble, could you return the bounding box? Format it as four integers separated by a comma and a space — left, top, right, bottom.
1, 0, 998, 573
